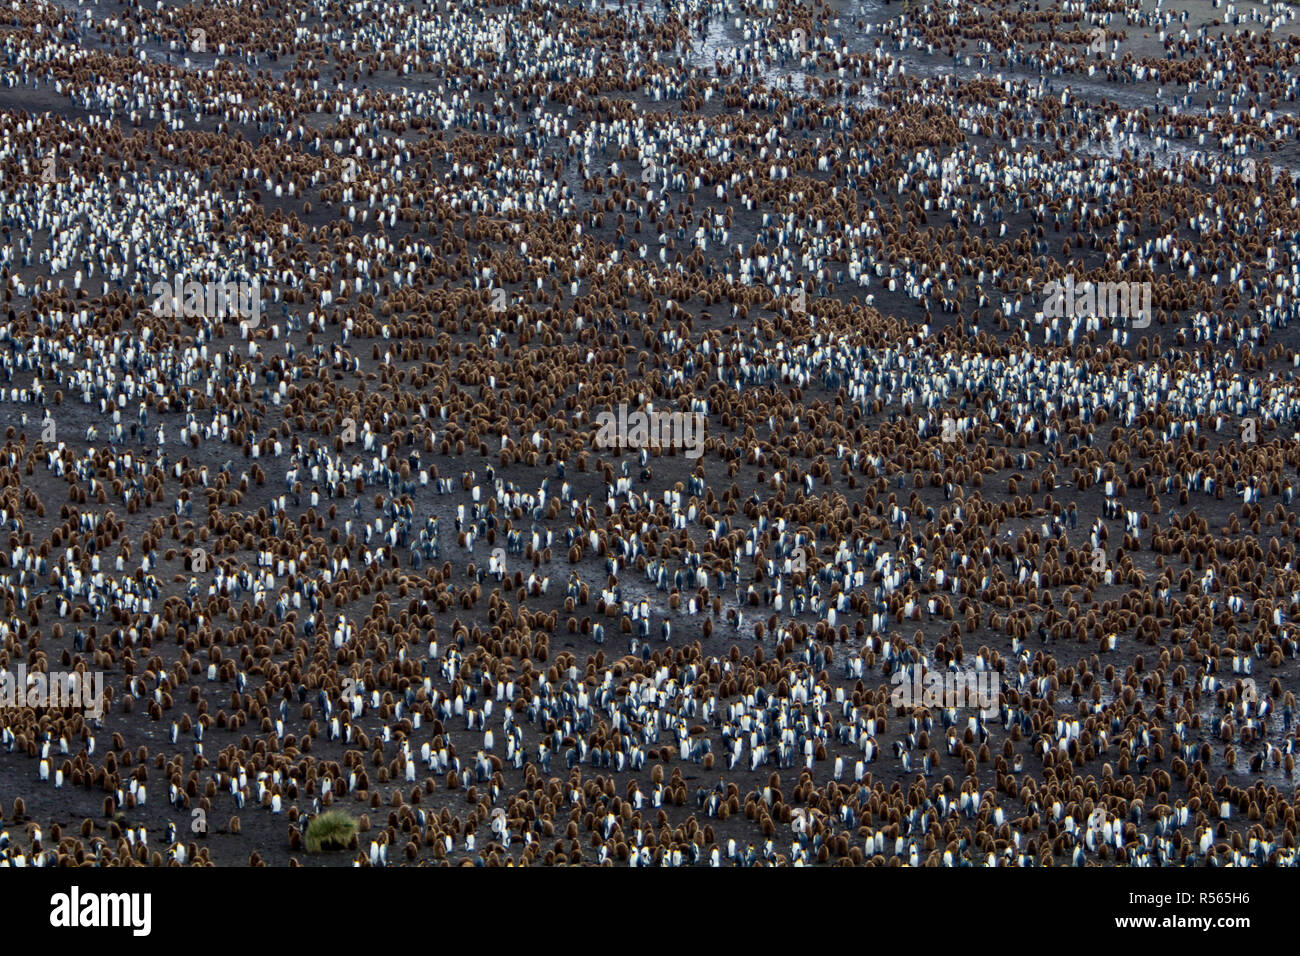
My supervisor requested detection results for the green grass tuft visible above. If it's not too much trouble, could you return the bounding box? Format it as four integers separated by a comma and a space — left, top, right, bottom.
305, 810, 358, 853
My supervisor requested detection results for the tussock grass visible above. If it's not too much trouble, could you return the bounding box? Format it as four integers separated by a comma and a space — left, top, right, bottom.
305, 810, 358, 853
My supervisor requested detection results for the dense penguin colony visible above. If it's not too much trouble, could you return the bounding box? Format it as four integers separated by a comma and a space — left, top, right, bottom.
0, 0, 1299, 867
